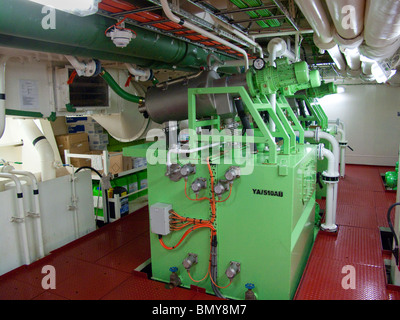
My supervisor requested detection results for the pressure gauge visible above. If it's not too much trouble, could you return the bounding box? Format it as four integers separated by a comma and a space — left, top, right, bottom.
253, 58, 266, 70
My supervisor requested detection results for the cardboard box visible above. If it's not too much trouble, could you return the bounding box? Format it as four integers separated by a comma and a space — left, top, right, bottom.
89, 133, 108, 144
108, 153, 132, 175
69, 150, 104, 172
56, 132, 88, 147
56, 133, 90, 163
56, 133, 89, 152
123, 156, 133, 171
70, 157, 91, 168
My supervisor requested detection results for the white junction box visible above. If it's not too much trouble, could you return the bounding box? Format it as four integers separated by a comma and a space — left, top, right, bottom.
150, 203, 172, 236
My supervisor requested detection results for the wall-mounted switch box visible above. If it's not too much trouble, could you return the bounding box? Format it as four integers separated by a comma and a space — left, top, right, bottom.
150, 203, 172, 236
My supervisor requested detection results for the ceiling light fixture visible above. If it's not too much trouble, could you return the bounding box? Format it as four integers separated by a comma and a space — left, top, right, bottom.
28, 0, 99, 17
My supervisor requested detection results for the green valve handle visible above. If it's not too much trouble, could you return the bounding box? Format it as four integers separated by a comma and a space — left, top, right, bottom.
246, 58, 310, 96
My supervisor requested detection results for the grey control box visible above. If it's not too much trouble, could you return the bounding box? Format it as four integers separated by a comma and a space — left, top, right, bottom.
150, 203, 172, 236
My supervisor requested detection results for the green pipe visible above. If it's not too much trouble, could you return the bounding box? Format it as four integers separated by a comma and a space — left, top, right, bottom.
0, 0, 230, 69
0, 35, 199, 73
100, 69, 145, 104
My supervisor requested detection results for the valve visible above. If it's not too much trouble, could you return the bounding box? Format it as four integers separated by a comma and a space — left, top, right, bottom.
224, 166, 240, 182
225, 261, 240, 280
191, 178, 207, 194
245, 283, 257, 300
180, 164, 196, 178
214, 180, 231, 197
166, 267, 181, 289
182, 253, 198, 270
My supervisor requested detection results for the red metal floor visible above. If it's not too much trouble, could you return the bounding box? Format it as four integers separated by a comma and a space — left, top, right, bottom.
0, 164, 399, 300
295, 164, 400, 300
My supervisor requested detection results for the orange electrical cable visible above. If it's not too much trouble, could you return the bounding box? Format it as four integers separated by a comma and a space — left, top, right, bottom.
187, 270, 209, 283
184, 179, 210, 202
159, 224, 214, 250
209, 273, 233, 289
216, 185, 233, 203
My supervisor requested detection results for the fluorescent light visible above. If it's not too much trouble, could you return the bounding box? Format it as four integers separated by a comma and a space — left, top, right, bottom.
29, 0, 99, 17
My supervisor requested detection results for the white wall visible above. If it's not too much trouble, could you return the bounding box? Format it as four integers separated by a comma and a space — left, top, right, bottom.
319, 84, 400, 166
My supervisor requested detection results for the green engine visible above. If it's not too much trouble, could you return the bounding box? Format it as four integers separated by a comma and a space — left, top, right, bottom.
124, 57, 336, 300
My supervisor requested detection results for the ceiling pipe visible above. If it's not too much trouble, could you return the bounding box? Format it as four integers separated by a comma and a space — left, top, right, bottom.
0, 0, 230, 71
325, 0, 365, 75
210, 15, 264, 58
361, 0, 400, 61
160, 0, 249, 70
294, 0, 347, 73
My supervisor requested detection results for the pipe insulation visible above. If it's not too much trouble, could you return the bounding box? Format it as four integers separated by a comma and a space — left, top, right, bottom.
362, 0, 400, 61
325, 0, 366, 72
325, 0, 366, 41
318, 146, 339, 232
299, 129, 340, 231
19, 119, 56, 181
294, 0, 347, 71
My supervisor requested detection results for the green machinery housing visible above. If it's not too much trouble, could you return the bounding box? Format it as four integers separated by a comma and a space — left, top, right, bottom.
124, 57, 335, 300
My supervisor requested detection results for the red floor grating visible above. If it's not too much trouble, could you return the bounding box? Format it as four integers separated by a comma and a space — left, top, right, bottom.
295, 164, 400, 300
0, 165, 399, 300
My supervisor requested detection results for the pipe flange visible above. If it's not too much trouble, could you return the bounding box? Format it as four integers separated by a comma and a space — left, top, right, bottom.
321, 171, 340, 184
313, 34, 336, 51
334, 31, 364, 50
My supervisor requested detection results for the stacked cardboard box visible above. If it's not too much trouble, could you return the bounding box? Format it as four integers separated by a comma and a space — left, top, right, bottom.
65, 117, 109, 151
55, 132, 90, 167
